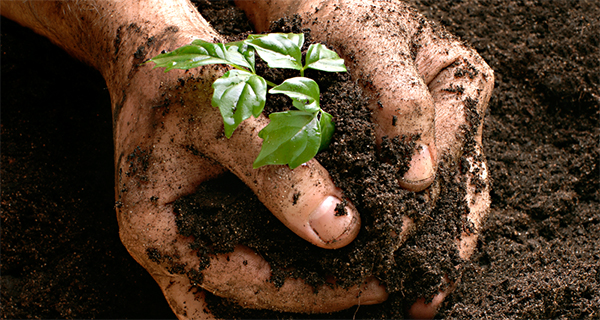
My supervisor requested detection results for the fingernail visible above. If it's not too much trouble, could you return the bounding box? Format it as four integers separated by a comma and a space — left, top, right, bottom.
359, 277, 389, 305
309, 196, 356, 244
399, 144, 435, 192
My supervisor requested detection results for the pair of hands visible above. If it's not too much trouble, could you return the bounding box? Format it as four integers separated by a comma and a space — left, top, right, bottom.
114, 1, 493, 318
0, 0, 493, 318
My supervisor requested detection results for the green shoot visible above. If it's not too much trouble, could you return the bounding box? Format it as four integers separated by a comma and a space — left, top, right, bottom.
147, 33, 347, 169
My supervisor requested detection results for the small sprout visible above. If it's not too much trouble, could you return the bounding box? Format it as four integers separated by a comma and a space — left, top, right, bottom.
148, 33, 347, 169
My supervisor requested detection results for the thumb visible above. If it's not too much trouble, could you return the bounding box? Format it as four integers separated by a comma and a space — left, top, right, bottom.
198, 108, 361, 249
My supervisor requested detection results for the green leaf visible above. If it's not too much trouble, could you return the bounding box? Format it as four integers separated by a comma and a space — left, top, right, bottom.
269, 77, 320, 113
253, 110, 321, 169
149, 40, 229, 71
305, 43, 347, 73
225, 42, 256, 73
245, 33, 303, 70
247, 33, 304, 48
212, 70, 267, 138
318, 111, 335, 152
148, 34, 338, 169
284, 33, 305, 49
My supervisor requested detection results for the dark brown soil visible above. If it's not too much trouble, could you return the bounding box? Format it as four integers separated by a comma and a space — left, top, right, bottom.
2, 0, 598, 319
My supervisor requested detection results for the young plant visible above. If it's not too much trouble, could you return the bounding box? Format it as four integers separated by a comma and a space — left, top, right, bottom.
147, 33, 347, 169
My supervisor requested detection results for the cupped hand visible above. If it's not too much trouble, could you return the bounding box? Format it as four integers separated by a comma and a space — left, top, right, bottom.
112, 6, 387, 319
236, 0, 494, 317
115, 58, 389, 316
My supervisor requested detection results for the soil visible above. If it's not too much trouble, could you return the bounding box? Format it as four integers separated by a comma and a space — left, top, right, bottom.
2, 0, 598, 319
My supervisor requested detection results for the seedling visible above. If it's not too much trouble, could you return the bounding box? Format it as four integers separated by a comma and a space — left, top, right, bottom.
147, 33, 347, 169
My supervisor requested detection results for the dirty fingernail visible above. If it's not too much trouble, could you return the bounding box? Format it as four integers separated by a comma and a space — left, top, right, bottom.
399, 144, 435, 192
309, 196, 357, 245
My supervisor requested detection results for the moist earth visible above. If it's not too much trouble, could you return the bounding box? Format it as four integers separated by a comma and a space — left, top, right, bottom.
1, 0, 598, 319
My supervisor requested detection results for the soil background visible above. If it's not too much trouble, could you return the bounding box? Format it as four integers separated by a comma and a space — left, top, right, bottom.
1, 0, 598, 319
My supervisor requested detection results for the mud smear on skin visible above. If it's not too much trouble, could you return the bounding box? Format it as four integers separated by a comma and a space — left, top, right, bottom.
175, 4, 475, 318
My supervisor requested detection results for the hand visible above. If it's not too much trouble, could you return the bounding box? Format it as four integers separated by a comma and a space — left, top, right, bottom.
0, 1, 387, 317
106, 2, 390, 318
114, 38, 388, 319
235, 0, 494, 317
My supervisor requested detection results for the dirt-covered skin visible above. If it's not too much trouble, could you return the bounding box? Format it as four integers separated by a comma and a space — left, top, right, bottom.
0, 1, 384, 318
2, 0, 598, 319
173, 65, 484, 318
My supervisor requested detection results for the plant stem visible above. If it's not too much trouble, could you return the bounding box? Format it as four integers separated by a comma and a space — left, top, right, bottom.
265, 79, 278, 87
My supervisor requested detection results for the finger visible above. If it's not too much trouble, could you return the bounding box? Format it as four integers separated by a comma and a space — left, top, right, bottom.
408, 286, 452, 320
409, 292, 448, 320
413, 23, 495, 160
201, 245, 388, 313
408, 274, 457, 319
153, 274, 215, 320
366, 58, 437, 193
412, 25, 494, 260
458, 143, 491, 260
301, 1, 438, 192
338, 26, 438, 192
